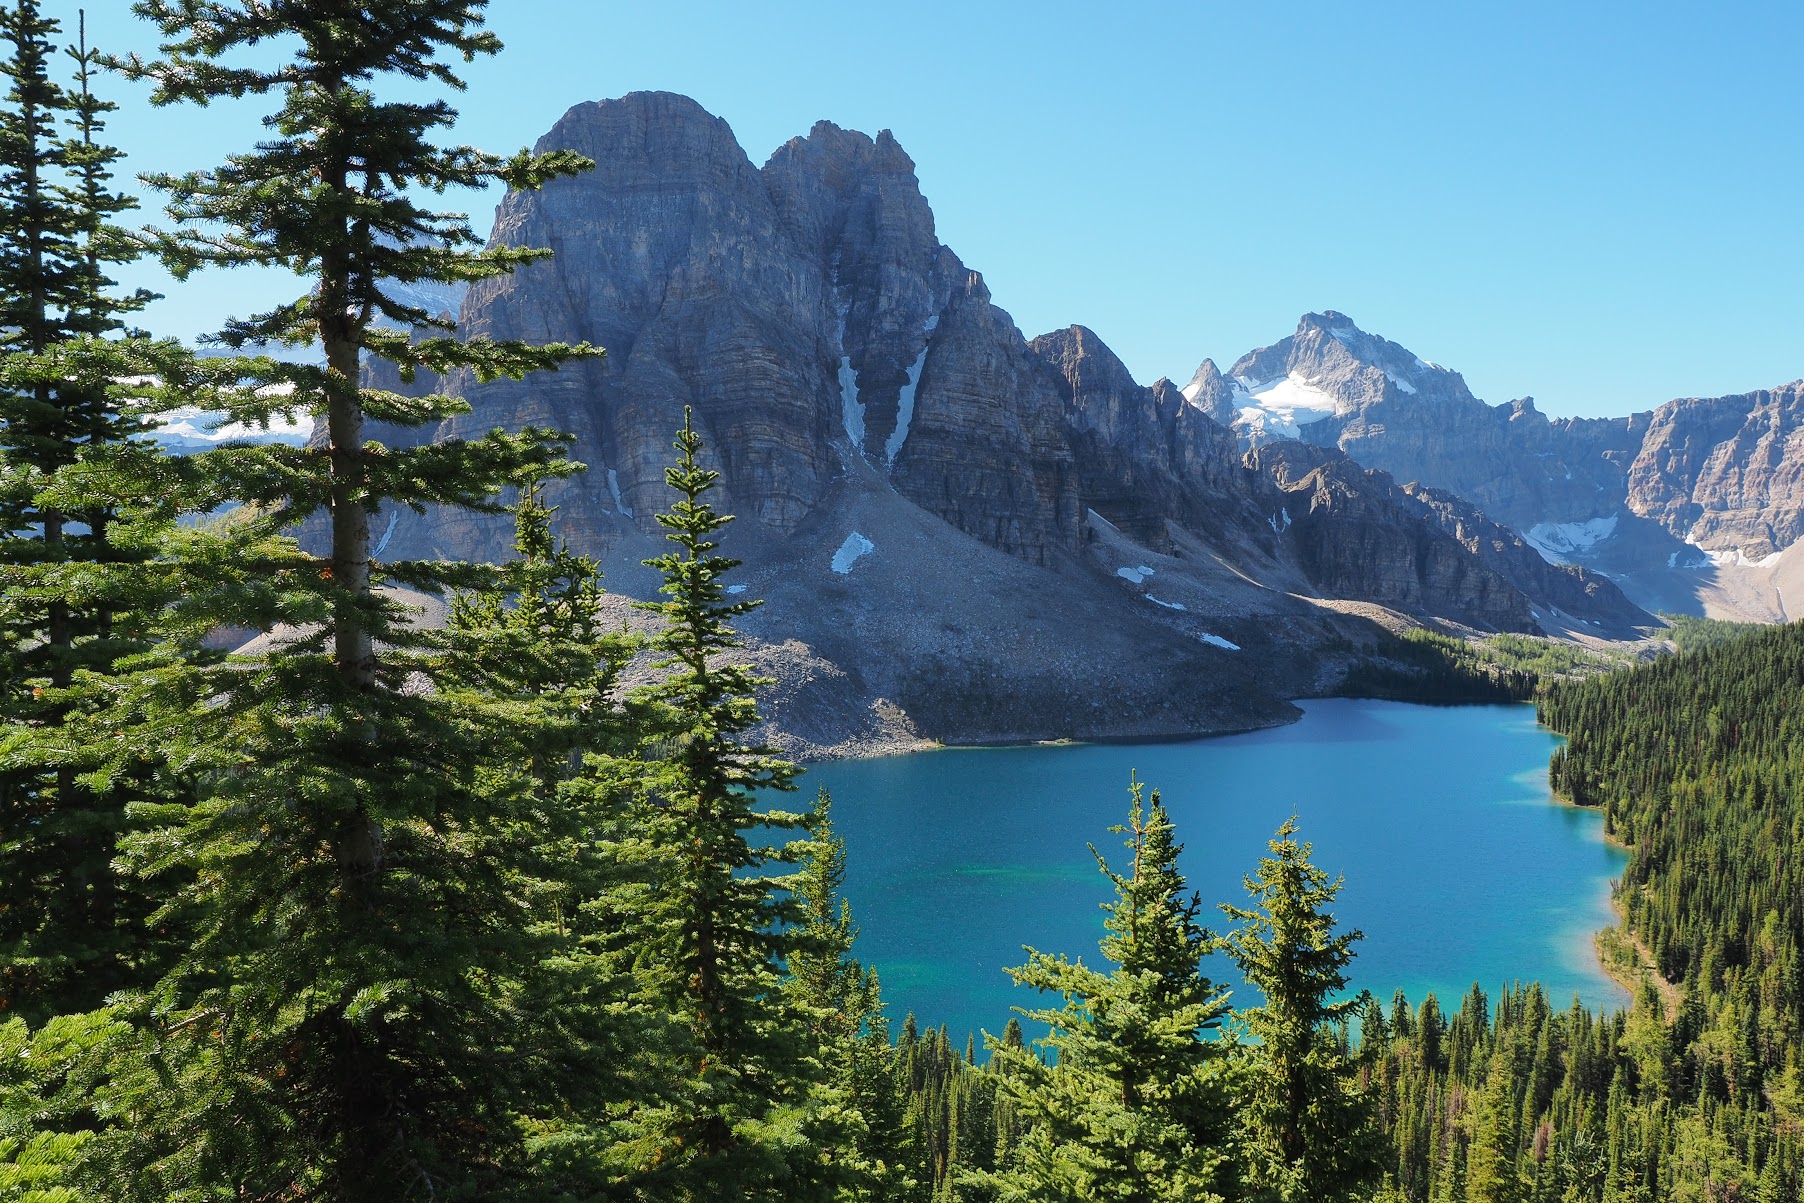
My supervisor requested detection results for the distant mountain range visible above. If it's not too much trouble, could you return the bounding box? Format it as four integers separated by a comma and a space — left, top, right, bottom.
237, 93, 1800, 751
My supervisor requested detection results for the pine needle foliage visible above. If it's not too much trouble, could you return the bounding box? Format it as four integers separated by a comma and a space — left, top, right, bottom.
981, 776, 1234, 1203
787, 788, 915, 1201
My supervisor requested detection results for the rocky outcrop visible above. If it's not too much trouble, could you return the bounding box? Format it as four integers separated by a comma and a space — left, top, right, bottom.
1184, 311, 1803, 619
1243, 443, 1648, 635
1626, 382, 1804, 559
1397, 483, 1651, 634
1207, 312, 1648, 534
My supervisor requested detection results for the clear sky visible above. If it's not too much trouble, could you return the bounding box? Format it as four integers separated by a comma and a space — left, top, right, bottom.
78, 0, 1803, 420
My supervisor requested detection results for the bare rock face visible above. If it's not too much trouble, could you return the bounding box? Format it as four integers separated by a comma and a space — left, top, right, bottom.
1209, 312, 1647, 533
1397, 483, 1651, 635
1626, 382, 1804, 559
1245, 443, 1647, 635
1188, 311, 1804, 619
351, 94, 1662, 751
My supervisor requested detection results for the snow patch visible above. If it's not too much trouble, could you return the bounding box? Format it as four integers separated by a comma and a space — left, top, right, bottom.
1693, 544, 1783, 569
1200, 633, 1241, 651
1116, 564, 1156, 584
150, 403, 311, 448
1144, 593, 1187, 611
831, 531, 875, 574
1230, 373, 1341, 445
607, 468, 634, 518
1522, 514, 1618, 564
725, 584, 748, 595
884, 313, 940, 465
887, 345, 927, 464
372, 510, 399, 558
1384, 370, 1418, 395
836, 312, 864, 448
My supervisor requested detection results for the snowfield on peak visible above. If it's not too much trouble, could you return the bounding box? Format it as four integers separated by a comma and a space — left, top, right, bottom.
1230, 374, 1341, 445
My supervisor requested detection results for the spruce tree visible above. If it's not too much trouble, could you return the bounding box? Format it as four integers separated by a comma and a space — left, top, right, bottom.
1221, 816, 1382, 1203
590, 412, 831, 1201
983, 776, 1234, 1203
0, 0, 172, 1024
45, 3, 604, 1197
787, 787, 913, 1201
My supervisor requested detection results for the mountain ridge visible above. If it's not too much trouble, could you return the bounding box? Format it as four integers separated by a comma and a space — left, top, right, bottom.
329, 93, 1682, 753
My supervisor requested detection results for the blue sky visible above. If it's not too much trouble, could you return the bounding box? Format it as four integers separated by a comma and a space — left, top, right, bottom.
80, 0, 1802, 419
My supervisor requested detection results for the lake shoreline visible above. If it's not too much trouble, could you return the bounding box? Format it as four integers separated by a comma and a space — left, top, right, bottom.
811, 699, 1633, 1035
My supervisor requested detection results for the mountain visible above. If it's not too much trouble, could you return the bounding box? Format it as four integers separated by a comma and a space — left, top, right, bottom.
1194, 313, 1804, 622
348, 93, 1654, 754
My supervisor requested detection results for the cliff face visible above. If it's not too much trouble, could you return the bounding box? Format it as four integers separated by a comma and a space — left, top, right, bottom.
1199, 312, 1804, 620
1626, 382, 1804, 559
1208, 312, 1647, 533
358, 93, 1658, 751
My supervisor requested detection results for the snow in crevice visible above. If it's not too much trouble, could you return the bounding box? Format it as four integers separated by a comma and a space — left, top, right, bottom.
831, 531, 875, 574
1144, 593, 1186, 611
607, 468, 634, 518
1116, 564, 1156, 584
885, 312, 939, 466
372, 510, 399, 558
836, 310, 865, 449
1268, 507, 1292, 534
1522, 514, 1617, 564
1200, 632, 1241, 651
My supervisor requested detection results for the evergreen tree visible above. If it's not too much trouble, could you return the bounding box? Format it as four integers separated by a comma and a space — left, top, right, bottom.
0, 0, 171, 1024
982, 776, 1234, 1203
1221, 815, 1382, 1203
787, 787, 914, 1201
589, 412, 830, 1200
29, 3, 605, 1197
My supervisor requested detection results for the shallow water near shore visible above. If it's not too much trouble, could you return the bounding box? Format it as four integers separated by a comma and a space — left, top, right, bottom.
804, 698, 1629, 1041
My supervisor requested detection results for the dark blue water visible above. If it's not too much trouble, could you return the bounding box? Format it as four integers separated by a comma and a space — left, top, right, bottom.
803, 699, 1628, 1041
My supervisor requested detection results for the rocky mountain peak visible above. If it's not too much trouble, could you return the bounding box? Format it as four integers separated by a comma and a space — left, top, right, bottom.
1178, 358, 1237, 426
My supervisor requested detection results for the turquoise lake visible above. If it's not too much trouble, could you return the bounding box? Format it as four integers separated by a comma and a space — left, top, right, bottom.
803, 699, 1629, 1042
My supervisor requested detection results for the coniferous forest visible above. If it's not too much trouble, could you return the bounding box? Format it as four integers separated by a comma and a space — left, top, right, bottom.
1, 3, 1801, 1201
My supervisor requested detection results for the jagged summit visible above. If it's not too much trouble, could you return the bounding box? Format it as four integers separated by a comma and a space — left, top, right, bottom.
349, 94, 1667, 752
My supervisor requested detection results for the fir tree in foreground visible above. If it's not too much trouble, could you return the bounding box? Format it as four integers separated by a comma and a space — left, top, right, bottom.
0, 0, 172, 1026
56, 2, 602, 1198
979, 776, 1235, 1203
575, 412, 838, 1201
1221, 816, 1382, 1203
787, 788, 915, 1200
